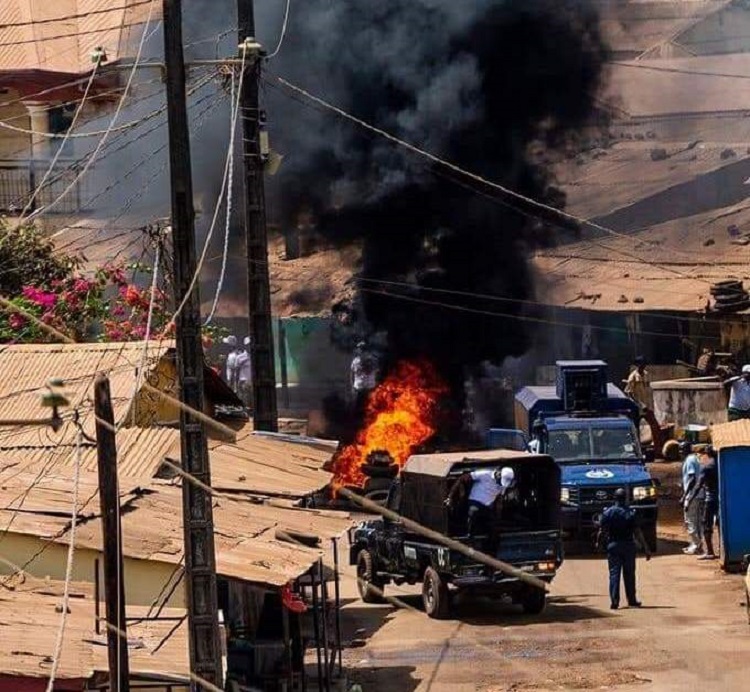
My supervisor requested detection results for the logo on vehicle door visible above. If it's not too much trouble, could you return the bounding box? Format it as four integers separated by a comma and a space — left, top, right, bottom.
585, 469, 615, 479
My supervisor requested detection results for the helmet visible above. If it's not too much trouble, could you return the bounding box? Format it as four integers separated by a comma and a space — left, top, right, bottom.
494, 467, 515, 488
614, 488, 627, 502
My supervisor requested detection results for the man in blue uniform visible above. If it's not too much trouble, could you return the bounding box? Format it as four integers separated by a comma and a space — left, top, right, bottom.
599, 488, 651, 610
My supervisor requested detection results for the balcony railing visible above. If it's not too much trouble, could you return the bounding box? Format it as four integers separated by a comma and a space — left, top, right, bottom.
0, 159, 92, 214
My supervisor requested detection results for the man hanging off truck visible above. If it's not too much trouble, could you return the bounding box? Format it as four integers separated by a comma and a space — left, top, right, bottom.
444, 466, 518, 536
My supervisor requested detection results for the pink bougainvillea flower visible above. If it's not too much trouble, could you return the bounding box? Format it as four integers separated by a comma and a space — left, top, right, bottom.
73, 278, 93, 295
22, 286, 56, 310
8, 313, 26, 330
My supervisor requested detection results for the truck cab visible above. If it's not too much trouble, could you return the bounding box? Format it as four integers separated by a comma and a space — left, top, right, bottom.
510, 360, 658, 550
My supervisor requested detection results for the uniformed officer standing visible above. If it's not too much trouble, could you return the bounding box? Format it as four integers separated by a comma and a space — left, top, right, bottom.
598, 488, 651, 610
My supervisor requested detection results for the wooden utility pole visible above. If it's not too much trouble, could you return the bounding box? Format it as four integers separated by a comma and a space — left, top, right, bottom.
238, 0, 279, 432
94, 374, 130, 692
162, 0, 222, 688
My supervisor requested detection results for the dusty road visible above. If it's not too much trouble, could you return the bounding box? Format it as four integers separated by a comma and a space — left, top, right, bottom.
339, 541, 750, 691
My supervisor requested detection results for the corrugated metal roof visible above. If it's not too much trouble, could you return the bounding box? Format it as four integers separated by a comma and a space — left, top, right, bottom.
710, 419, 750, 449
0, 580, 188, 683
0, 468, 352, 588
0, 0, 160, 74
533, 198, 750, 312
0, 341, 171, 447
609, 52, 750, 118
200, 426, 334, 499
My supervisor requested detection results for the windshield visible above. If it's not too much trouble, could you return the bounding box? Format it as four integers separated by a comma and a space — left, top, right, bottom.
546, 426, 640, 463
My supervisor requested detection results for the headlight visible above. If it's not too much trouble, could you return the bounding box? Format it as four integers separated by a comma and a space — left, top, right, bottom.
632, 485, 657, 501
561, 487, 570, 503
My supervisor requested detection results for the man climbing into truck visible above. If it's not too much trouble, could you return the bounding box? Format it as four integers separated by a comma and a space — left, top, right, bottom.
444, 466, 517, 536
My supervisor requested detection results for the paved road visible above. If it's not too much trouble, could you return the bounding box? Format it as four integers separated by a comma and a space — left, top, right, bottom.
339, 544, 750, 691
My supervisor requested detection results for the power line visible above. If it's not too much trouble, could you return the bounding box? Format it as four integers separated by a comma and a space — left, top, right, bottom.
265, 0, 291, 60
27, 0, 157, 221
205, 66, 242, 324
269, 76, 712, 282
20, 60, 102, 220
0, 18, 149, 49
168, 53, 246, 330
609, 59, 750, 80
43, 429, 82, 692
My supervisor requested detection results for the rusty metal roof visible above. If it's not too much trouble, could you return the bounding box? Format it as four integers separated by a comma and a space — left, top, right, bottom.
533, 199, 750, 312
0, 0, 160, 74
710, 419, 750, 449
0, 341, 171, 447
199, 426, 334, 499
0, 468, 352, 588
0, 580, 188, 683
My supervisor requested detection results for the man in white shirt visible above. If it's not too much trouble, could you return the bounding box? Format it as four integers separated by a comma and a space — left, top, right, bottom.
445, 466, 516, 536
226, 337, 252, 406
350, 341, 379, 415
724, 364, 750, 421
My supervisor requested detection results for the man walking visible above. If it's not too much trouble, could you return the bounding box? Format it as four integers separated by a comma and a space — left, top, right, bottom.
598, 488, 651, 610
688, 446, 719, 560
680, 441, 704, 555
724, 365, 750, 421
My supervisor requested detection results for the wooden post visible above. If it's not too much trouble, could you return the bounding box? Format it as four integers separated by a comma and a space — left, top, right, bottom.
94, 373, 130, 692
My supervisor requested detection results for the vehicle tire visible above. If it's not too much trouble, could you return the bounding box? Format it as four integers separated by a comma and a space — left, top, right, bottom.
643, 523, 658, 554
711, 280, 743, 296
363, 477, 393, 507
422, 566, 450, 619
520, 587, 547, 615
356, 549, 385, 604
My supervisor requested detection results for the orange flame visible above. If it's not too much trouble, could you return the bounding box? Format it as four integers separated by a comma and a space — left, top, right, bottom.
331, 360, 448, 489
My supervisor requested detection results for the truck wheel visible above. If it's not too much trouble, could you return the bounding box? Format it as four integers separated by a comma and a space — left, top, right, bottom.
356, 550, 385, 604
520, 587, 546, 615
643, 523, 658, 554
422, 567, 450, 619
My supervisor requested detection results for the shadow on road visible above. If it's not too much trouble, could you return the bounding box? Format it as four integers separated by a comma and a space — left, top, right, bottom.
447, 592, 612, 626
349, 665, 420, 692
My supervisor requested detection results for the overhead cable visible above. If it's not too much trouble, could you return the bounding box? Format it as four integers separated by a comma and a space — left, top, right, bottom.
20, 59, 102, 220
27, 0, 157, 221
271, 75, 711, 284
265, 0, 291, 60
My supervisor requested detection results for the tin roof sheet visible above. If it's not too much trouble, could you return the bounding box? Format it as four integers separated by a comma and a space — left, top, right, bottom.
710, 419, 750, 449
0, 580, 188, 683
200, 426, 334, 499
0, 468, 351, 588
0, 341, 171, 447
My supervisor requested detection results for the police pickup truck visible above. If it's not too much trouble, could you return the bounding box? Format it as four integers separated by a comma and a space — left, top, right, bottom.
348, 449, 563, 619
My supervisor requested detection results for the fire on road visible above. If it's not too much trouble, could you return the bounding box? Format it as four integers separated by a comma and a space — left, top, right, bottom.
340, 549, 750, 691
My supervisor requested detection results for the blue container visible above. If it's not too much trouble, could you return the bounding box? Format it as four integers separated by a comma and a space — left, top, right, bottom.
718, 445, 750, 571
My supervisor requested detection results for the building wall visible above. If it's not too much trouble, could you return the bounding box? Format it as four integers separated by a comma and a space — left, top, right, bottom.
0, 89, 30, 159
0, 534, 185, 608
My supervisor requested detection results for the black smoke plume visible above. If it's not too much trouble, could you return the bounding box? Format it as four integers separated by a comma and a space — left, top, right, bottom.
266, 0, 609, 392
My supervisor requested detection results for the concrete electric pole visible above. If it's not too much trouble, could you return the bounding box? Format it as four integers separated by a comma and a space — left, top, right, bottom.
162, 0, 222, 688
238, 0, 279, 432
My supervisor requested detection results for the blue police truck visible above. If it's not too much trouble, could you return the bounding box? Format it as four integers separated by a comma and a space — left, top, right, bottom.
504, 360, 658, 551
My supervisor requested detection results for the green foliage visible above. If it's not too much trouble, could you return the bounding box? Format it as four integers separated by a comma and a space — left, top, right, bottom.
0, 221, 79, 296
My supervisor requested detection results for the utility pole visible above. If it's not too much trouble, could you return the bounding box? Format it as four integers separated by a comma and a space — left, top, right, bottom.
94, 374, 130, 692
162, 1, 222, 688
238, 0, 279, 432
